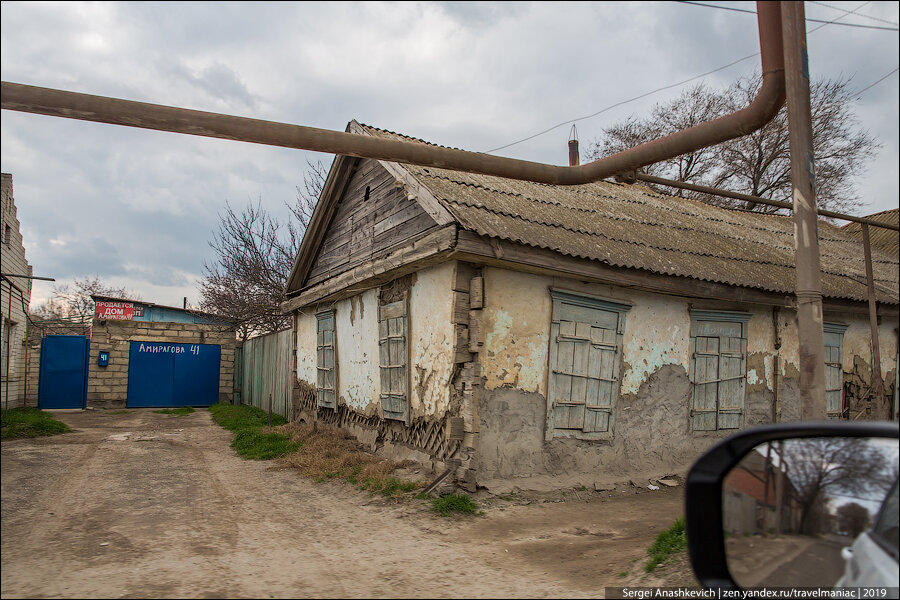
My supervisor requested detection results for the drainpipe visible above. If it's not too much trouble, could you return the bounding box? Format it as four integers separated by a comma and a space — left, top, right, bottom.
782, 1, 826, 420
1, 3, 785, 186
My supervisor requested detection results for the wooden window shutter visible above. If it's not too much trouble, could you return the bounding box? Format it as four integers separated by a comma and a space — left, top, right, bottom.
547, 290, 630, 439
379, 297, 408, 422
689, 311, 750, 431
316, 311, 337, 409
823, 323, 848, 419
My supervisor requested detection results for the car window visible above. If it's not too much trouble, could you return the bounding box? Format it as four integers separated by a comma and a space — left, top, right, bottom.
871, 480, 899, 560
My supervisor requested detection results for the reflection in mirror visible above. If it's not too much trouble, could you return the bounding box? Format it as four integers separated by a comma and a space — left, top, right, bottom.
723, 436, 899, 588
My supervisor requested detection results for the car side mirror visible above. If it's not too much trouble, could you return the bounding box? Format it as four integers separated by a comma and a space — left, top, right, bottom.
685, 421, 899, 590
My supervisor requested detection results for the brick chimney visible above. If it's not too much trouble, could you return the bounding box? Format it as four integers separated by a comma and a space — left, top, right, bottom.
568, 125, 579, 166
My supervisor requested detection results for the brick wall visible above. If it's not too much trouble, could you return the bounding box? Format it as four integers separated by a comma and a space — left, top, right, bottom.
88, 319, 236, 408
1, 173, 33, 409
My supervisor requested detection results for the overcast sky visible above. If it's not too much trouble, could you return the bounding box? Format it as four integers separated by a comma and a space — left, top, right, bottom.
2, 1, 898, 309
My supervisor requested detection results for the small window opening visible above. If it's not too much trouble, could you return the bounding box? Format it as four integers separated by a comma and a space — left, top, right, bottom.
364, 186, 370, 201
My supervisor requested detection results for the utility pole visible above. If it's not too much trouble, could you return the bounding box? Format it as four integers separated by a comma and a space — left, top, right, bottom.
782, 1, 826, 420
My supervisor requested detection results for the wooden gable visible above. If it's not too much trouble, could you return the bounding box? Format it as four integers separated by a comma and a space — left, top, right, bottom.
304, 158, 440, 289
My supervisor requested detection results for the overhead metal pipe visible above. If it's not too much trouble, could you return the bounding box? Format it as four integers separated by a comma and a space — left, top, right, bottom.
631, 172, 900, 232
1, 4, 785, 186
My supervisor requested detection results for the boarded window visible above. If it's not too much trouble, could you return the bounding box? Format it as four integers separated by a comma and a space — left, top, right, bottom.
316, 311, 336, 409
824, 323, 848, 420
690, 310, 750, 431
547, 290, 630, 439
379, 298, 408, 422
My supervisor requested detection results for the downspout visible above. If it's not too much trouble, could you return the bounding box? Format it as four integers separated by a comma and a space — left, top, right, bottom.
1, 3, 785, 186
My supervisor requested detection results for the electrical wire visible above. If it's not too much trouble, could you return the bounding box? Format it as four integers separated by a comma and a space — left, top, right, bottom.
676, 1, 899, 31
485, 1, 889, 154
809, 0, 899, 26
853, 67, 900, 97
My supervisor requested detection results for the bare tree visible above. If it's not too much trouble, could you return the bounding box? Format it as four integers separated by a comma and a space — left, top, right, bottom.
781, 437, 887, 534
31, 276, 138, 322
587, 75, 880, 214
199, 159, 326, 340
835, 502, 871, 538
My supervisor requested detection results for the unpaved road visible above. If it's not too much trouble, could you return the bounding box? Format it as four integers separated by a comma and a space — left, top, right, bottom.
1, 409, 684, 598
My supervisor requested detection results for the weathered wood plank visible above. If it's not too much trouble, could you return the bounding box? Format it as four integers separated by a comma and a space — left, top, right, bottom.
470, 276, 484, 309
451, 290, 470, 324
282, 225, 458, 312
372, 212, 437, 254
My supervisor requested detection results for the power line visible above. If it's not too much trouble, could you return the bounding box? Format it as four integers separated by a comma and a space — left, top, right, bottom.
809, 1, 899, 26
676, 1, 899, 31
854, 66, 900, 97
485, 1, 887, 154
484, 53, 757, 154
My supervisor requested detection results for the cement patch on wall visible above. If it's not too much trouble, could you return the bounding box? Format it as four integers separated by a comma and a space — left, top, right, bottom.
476, 364, 733, 482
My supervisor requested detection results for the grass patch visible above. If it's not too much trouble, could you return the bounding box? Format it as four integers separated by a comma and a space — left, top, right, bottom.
209, 403, 286, 431
1, 407, 71, 439
209, 403, 294, 460
645, 516, 687, 573
232, 428, 299, 460
153, 407, 195, 416
430, 493, 478, 517
276, 421, 424, 499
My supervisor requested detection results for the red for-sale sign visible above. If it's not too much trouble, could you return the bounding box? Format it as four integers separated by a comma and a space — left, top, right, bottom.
94, 301, 134, 320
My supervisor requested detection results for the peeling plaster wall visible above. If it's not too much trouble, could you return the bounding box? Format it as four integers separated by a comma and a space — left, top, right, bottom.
294, 262, 456, 419
475, 266, 897, 482
296, 311, 317, 385
336, 289, 380, 414
482, 268, 551, 394
409, 261, 456, 416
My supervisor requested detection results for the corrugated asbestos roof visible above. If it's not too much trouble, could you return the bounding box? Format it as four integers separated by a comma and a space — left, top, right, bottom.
841, 209, 899, 258
359, 124, 899, 305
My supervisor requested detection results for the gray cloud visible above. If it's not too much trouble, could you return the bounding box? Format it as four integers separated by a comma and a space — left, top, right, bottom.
3, 1, 897, 308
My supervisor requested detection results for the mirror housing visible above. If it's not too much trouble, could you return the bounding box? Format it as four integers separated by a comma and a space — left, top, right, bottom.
685, 421, 899, 589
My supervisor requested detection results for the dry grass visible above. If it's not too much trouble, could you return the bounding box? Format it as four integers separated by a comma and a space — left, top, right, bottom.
275, 421, 426, 498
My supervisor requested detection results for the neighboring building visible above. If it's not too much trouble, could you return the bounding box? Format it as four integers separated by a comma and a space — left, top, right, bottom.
86, 296, 237, 408
281, 122, 900, 490
1, 173, 34, 409
841, 208, 899, 257
723, 449, 801, 535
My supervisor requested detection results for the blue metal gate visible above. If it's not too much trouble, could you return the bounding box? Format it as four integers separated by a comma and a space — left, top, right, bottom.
38, 335, 90, 409
126, 341, 221, 407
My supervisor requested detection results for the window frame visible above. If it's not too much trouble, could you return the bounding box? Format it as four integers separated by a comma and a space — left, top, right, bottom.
315, 309, 337, 409
545, 289, 631, 441
689, 309, 751, 432
378, 293, 410, 423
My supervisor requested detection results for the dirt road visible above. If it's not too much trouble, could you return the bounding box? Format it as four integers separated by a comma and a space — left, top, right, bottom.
1, 409, 684, 598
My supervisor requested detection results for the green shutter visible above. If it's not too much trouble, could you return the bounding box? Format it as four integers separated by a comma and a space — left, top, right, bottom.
690, 312, 749, 431
823, 324, 847, 419
548, 292, 629, 437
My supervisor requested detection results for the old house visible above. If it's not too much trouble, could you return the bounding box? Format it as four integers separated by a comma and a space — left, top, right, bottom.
282, 122, 899, 490
1, 173, 34, 409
